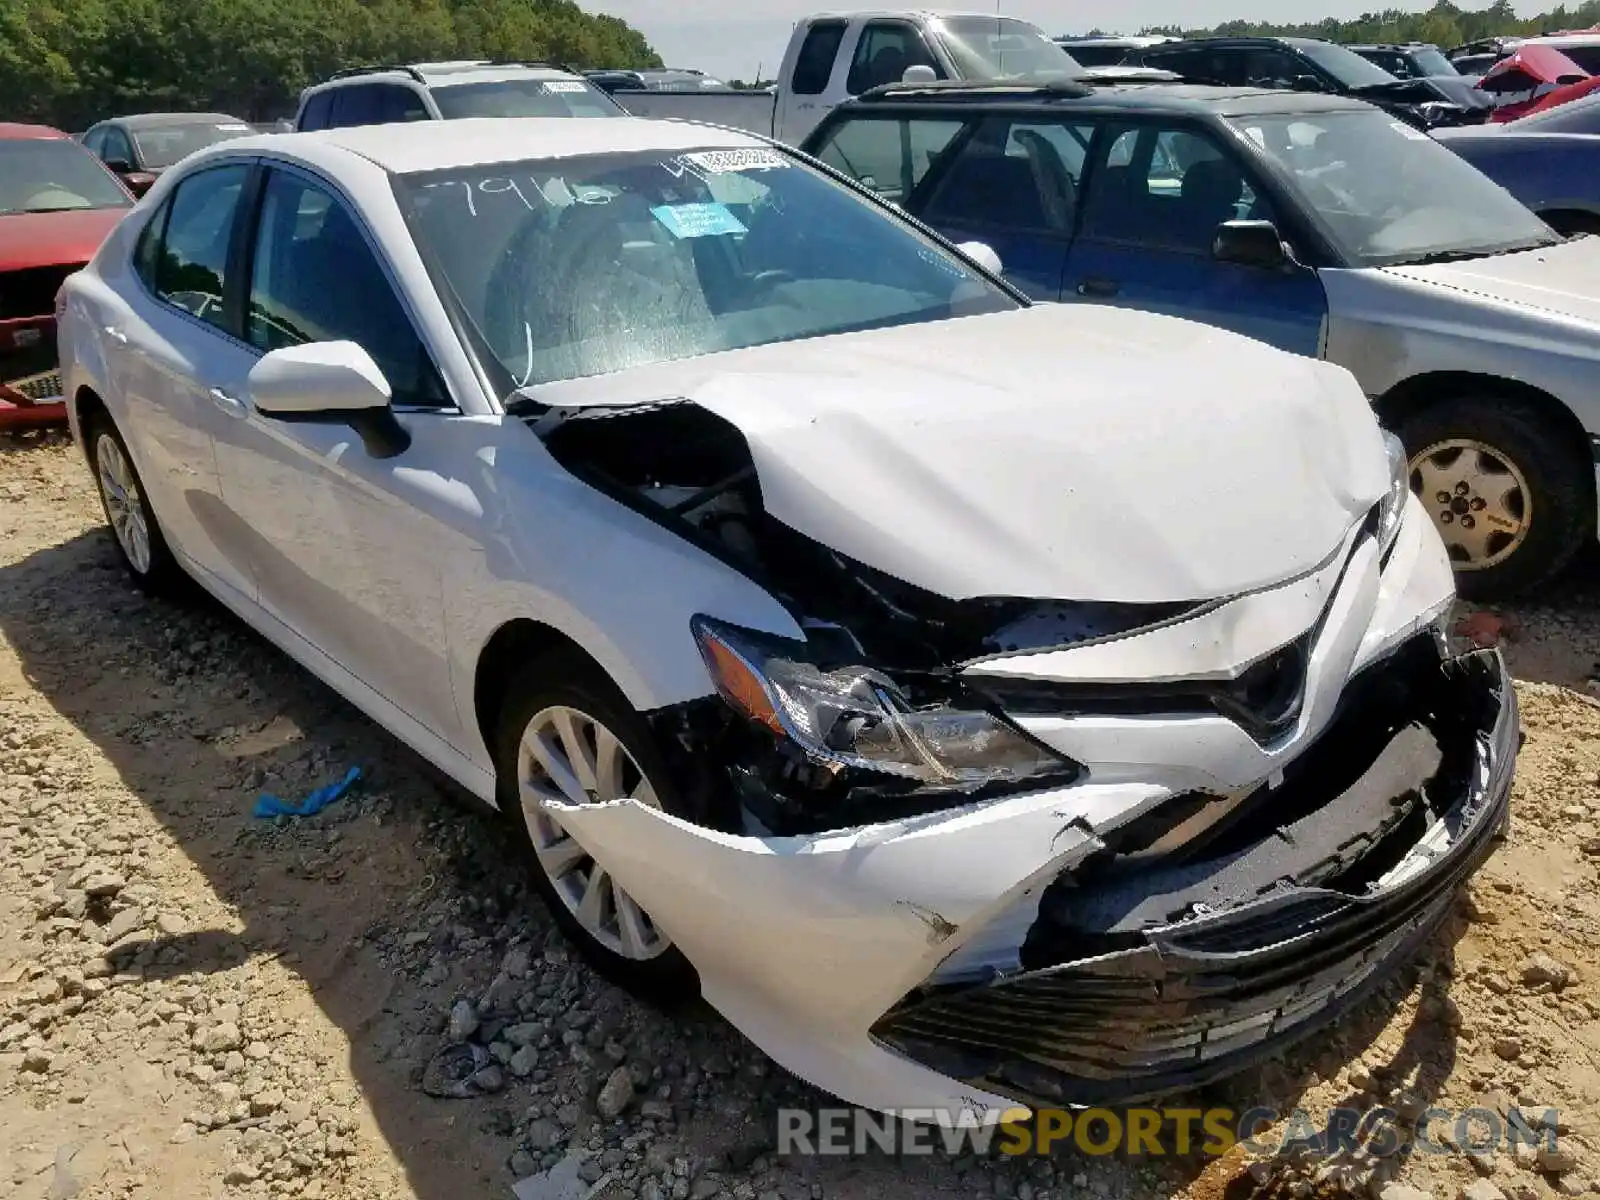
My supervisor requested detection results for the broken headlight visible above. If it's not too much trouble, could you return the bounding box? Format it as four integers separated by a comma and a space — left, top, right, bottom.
691, 616, 1073, 791
1377, 430, 1409, 556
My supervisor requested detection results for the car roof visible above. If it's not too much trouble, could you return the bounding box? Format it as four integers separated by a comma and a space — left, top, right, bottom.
311, 62, 584, 90
0, 122, 70, 141
221, 115, 768, 175
101, 112, 247, 127
804, 8, 1023, 20
852, 79, 1371, 118
1346, 42, 1439, 51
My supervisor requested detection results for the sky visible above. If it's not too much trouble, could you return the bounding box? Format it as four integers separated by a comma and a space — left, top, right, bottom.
592, 0, 1543, 81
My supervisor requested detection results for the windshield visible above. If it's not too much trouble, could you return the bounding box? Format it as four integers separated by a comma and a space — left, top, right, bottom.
1289, 40, 1401, 87
132, 120, 253, 168
1229, 110, 1558, 266
431, 79, 623, 119
1408, 47, 1456, 76
0, 139, 131, 215
936, 17, 1084, 78
395, 146, 1017, 389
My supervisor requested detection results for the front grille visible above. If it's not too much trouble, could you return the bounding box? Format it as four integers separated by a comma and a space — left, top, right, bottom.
3, 369, 63, 404
970, 627, 1316, 745
0, 264, 81, 321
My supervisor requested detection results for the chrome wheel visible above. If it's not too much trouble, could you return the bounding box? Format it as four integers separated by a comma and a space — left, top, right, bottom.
1410, 439, 1531, 572
95, 433, 152, 575
515, 705, 670, 961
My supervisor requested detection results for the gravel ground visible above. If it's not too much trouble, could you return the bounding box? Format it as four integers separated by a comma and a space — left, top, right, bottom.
2, 428, 1598, 1200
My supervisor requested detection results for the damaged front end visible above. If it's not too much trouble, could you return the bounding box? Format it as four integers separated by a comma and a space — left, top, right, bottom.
519, 380, 1513, 1116
873, 640, 1516, 1106
531, 397, 1195, 834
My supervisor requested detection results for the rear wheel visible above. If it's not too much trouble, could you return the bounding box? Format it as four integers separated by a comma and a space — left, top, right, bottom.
492, 654, 700, 1006
1396, 396, 1593, 600
85, 413, 184, 594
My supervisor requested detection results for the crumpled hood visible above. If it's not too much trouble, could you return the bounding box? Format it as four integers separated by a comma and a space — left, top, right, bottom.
533, 306, 1389, 604
1382, 237, 1600, 328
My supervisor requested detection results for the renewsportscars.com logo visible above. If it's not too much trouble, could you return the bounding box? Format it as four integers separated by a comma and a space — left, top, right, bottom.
777, 1105, 1565, 1159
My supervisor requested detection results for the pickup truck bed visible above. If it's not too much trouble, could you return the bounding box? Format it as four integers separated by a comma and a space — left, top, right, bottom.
610, 91, 779, 138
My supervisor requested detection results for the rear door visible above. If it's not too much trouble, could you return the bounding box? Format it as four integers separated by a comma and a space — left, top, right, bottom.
1062, 120, 1327, 355
906, 114, 1097, 299
103, 160, 260, 599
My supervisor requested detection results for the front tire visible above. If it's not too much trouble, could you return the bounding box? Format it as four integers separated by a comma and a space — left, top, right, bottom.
1396, 396, 1593, 600
492, 654, 700, 1006
85, 413, 184, 594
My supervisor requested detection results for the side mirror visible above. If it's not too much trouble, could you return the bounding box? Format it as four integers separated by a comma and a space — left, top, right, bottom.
102, 157, 133, 173
955, 240, 1004, 277
902, 64, 938, 84
1213, 220, 1291, 271
247, 341, 411, 458
1291, 74, 1326, 92
122, 171, 157, 197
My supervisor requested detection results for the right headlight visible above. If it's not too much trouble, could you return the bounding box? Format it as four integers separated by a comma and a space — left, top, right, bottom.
690, 616, 1076, 793
1377, 430, 1410, 556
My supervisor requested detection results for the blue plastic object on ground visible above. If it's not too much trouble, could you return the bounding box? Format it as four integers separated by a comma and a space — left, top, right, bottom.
253, 766, 362, 818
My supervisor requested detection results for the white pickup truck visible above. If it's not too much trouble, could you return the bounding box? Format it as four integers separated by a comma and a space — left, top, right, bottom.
606, 10, 1083, 146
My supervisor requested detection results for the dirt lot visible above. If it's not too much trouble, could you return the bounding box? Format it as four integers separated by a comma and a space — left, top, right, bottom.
2, 428, 1598, 1200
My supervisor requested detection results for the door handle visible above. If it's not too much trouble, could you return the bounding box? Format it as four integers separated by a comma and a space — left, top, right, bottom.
102, 325, 128, 344
207, 386, 247, 417
1076, 278, 1120, 298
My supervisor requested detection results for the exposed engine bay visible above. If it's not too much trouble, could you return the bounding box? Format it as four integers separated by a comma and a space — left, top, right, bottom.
532, 398, 1205, 834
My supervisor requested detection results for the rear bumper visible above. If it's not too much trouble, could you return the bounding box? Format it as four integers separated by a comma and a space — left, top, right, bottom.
872, 646, 1516, 1107
0, 315, 66, 429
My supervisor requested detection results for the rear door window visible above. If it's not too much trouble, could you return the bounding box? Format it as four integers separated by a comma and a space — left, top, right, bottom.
152, 163, 250, 331
811, 116, 964, 203
792, 21, 847, 94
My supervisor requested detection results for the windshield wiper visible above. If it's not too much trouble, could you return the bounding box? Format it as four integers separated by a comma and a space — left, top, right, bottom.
1387, 240, 1555, 267
19, 205, 92, 214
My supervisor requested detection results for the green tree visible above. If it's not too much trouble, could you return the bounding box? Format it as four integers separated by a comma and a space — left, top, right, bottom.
2, 0, 661, 125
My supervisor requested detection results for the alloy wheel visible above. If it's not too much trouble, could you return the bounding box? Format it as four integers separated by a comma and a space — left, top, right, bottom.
1410, 439, 1531, 572
515, 705, 670, 961
95, 433, 153, 575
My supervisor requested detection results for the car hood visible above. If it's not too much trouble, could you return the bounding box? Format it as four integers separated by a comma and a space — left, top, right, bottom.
0, 207, 126, 272
1353, 74, 1493, 110
529, 306, 1388, 605
1381, 236, 1600, 326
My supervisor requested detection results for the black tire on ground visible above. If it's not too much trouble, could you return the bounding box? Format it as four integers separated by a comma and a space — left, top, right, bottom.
1396, 395, 1594, 601
492, 652, 701, 1007
83, 410, 186, 595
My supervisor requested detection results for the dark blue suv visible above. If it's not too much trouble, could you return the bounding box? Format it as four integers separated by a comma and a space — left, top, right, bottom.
802, 79, 1347, 354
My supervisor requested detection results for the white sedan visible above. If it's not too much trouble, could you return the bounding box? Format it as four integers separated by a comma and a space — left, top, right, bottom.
58, 116, 1516, 1122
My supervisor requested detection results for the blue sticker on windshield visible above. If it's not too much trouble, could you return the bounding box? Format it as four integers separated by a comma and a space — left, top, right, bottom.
651, 202, 747, 239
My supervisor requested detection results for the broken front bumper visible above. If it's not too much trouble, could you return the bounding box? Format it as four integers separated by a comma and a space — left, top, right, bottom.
551, 642, 1515, 1120
875, 646, 1516, 1108
0, 315, 67, 430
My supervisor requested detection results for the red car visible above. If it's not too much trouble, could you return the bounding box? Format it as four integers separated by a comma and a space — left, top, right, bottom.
1, 123, 133, 430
